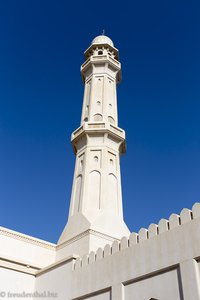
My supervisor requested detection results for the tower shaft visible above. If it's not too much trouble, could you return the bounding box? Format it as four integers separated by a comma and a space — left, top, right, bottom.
57, 36, 129, 258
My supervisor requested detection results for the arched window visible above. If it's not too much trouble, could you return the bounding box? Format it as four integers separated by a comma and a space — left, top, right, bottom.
93, 114, 103, 121
108, 116, 115, 124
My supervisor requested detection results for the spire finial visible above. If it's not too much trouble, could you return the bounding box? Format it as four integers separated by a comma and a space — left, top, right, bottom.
102, 29, 105, 36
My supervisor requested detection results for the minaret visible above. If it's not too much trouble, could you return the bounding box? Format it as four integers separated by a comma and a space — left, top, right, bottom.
57, 35, 130, 258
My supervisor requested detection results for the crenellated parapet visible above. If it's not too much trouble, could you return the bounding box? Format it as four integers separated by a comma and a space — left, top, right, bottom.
73, 202, 200, 270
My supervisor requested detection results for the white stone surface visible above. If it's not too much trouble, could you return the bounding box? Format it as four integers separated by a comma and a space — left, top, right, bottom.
71, 210, 200, 299
34, 258, 75, 300
0, 226, 56, 268
2, 208, 198, 299
0, 268, 34, 299
1, 35, 200, 300
125, 269, 180, 300
58, 34, 129, 254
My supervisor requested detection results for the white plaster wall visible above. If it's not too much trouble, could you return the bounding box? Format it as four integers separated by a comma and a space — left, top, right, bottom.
81, 60, 118, 126
197, 261, 200, 275
124, 269, 181, 300
34, 260, 74, 300
2, 206, 200, 300
71, 206, 200, 300
0, 233, 55, 267
0, 268, 34, 299
56, 234, 91, 259
56, 232, 114, 261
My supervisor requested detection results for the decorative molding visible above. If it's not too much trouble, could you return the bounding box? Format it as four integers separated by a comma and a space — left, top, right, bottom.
0, 226, 56, 250
36, 255, 78, 277
0, 255, 78, 277
57, 229, 119, 250
0, 255, 42, 269
0, 226, 118, 251
0, 257, 39, 275
90, 229, 120, 241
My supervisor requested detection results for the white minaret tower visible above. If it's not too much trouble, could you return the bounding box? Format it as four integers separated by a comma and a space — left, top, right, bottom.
57, 35, 130, 258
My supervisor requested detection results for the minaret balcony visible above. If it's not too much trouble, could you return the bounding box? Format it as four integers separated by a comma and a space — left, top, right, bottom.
71, 122, 126, 154
81, 54, 121, 83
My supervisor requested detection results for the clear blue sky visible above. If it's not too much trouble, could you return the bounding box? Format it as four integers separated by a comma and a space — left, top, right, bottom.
0, 0, 199, 243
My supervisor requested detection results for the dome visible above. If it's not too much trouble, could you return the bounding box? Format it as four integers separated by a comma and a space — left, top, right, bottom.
91, 35, 114, 47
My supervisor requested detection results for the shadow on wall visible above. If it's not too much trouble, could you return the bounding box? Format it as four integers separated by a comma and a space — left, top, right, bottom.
74, 202, 200, 270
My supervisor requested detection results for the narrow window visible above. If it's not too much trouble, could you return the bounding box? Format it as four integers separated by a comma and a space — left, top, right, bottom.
94, 156, 98, 162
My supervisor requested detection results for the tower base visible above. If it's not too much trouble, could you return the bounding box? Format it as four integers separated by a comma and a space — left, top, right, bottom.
56, 212, 130, 259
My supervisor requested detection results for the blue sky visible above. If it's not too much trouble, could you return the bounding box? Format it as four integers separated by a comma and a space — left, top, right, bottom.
0, 0, 199, 243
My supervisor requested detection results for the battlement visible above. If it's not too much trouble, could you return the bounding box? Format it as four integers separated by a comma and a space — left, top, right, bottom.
73, 202, 200, 270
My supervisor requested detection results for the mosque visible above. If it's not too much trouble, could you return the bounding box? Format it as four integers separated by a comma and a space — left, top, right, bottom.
1, 35, 200, 300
